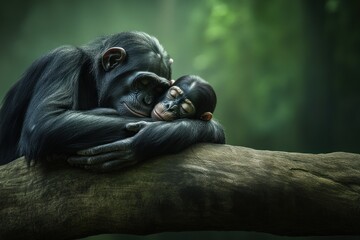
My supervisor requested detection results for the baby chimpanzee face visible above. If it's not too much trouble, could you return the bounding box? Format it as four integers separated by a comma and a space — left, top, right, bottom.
151, 75, 216, 122
151, 85, 196, 121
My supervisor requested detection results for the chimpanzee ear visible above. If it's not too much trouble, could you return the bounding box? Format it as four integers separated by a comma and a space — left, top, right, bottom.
102, 47, 127, 71
200, 112, 213, 121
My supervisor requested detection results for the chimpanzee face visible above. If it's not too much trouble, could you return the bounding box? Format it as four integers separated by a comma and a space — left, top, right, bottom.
151, 85, 196, 121
98, 33, 173, 117
110, 72, 170, 117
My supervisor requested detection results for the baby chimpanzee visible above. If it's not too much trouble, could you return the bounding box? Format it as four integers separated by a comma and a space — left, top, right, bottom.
151, 75, 216, 121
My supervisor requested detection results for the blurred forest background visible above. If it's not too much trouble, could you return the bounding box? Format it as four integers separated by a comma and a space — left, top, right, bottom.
0, 0, 359, 240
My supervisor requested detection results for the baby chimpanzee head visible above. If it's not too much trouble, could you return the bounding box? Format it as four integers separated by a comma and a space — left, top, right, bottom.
151, 75, 217, 121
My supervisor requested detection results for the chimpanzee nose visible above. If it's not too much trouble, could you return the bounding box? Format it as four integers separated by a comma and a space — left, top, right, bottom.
144, 95, 153, 105
165, 104, 177, 112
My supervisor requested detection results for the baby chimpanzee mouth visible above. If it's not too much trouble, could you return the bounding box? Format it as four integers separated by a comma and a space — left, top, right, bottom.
151, 109, 165, 120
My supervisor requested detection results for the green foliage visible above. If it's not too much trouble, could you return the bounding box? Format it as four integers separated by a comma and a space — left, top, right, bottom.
189, 0, 305, 150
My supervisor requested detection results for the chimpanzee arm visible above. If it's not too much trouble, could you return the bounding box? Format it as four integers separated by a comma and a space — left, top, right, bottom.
69, 119, 225, 171
19, 107, 146, 162
130, 119, 225, 154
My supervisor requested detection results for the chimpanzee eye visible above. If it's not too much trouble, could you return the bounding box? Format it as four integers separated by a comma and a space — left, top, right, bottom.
181, 102, 192, 114
141, 78, 149, 86
170, 89, 177, 97
133, 78, 151, 91
168, 89, 178, 99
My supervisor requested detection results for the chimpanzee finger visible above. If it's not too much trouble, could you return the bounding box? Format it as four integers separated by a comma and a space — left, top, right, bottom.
84, 158, 136, 172
101, 158, 137, 171
77, 138, 133, 156
67, 150, 131, 165
126, 121, 150, 132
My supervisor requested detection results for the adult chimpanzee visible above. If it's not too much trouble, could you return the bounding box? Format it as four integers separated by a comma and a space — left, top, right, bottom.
151, 75, 216, 122
0, 31, 225, 171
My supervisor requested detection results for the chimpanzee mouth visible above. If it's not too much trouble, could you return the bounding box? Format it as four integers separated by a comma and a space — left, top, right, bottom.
151, 109, 165, 121
124, 103, 149, 117
151, 108, 175, 121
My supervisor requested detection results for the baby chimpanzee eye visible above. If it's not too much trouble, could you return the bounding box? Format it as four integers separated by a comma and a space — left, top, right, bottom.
168, 89, 178, 99
181, 102, 192, 114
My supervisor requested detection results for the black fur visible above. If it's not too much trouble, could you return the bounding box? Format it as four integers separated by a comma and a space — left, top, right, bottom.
0, 31, 225, 167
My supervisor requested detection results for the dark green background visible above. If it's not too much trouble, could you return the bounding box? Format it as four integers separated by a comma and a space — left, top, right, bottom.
1, 0, 359, 239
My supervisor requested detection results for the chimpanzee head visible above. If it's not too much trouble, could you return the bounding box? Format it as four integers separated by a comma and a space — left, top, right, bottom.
151, 75, 217, 121
97, 31, 173, 117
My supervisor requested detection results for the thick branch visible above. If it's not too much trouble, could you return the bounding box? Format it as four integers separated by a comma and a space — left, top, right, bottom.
1, 144, 360, 240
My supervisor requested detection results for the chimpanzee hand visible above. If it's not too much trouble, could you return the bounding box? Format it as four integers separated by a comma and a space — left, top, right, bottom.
68, 118, 224, 172
67, 121, 154, 172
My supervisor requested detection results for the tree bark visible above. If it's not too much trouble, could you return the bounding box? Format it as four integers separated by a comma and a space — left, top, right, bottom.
1, 144, 360, 240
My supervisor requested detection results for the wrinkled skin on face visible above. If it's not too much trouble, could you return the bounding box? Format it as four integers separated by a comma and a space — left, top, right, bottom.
151, 85, 196, 121
105, 71, 170, 118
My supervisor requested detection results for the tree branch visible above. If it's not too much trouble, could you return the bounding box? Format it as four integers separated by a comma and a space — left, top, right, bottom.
1, 144, 360, 240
